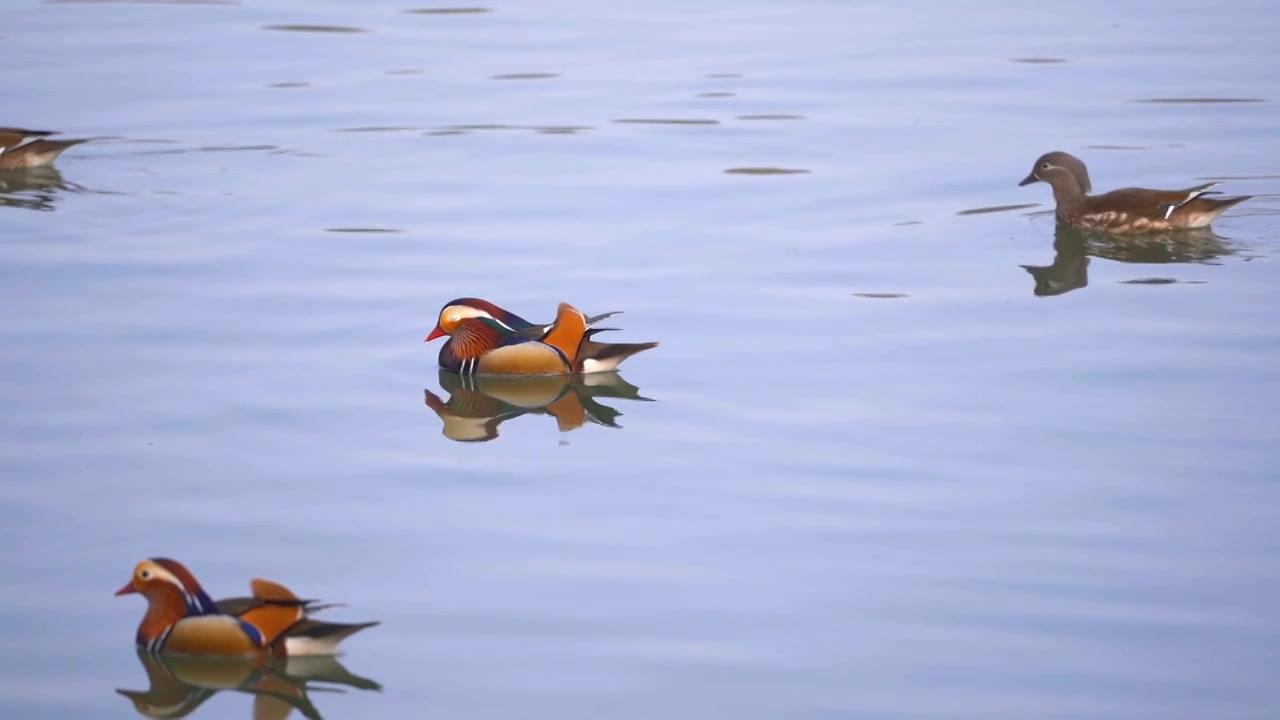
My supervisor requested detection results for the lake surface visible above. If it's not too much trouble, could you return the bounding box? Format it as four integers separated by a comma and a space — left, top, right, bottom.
2, 1, 1278, 718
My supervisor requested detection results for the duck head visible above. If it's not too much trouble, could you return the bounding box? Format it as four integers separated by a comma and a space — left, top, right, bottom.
117, 558, 221, 646
1019, 151, 1093, 194
426, 298, 529, 342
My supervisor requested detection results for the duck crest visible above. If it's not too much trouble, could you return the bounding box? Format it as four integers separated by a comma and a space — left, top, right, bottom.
151, 557, 219, 615
442, 297, 533, 330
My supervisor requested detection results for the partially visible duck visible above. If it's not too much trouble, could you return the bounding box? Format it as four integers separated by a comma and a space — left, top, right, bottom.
1019, 151, 1251, 233
425, 297, 620, 339
0, 127, 87, 169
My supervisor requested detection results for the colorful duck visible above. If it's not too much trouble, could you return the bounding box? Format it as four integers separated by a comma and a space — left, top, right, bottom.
116, 558, 378, 657
425, 298, 658, 375
0, 127, 87, 169
1018, 151, 1251, 233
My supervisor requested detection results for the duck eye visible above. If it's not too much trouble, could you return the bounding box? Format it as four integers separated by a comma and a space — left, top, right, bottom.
1040, 162, 1050, 170
139, 569, 151, 579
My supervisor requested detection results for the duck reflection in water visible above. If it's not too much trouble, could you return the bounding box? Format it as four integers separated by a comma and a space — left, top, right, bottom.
117, 648, 380, 720
424, 368, 655, 442
0, 166, 81, 211
1021, 224, 1237, 297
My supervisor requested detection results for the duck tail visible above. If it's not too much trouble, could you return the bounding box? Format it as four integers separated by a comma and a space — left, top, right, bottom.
575, 340, 659, 373
281, 620, 381, 657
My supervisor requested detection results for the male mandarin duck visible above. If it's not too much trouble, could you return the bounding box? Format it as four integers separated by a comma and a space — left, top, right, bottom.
1018, 151, 1251, 233
0, 126, 87, 169
426, 298, 658, 375
116, 558, 378, 657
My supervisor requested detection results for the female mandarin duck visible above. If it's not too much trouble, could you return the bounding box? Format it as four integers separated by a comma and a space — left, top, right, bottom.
426, 298, 658, 375
1019, 151, 1251, 233
0, 127, 87, 169
116, 558, 378, 656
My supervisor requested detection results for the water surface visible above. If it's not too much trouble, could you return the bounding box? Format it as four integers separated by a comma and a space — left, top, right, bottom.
2, 1, 1279, 718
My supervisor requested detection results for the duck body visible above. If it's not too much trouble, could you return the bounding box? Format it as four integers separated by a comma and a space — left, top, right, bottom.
116, 558, 377, 657
1019, 151, 1250, 233
437, 315, 577, 375
427, 299, 658, 376
0, 127, 87, 169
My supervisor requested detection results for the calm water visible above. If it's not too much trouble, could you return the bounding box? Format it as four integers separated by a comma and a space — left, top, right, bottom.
3, 0, 1279, 718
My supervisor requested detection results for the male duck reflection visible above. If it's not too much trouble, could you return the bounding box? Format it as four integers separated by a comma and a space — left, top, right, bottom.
116, 558, 378, 656
425, 298, 658, 375
118, 648, 380, 720
0, 126, 87, 169
1019, 151, 1251, 233
425, 368, 654, 442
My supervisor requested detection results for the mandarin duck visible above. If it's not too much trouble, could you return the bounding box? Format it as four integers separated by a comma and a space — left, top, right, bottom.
0, 127, 87, 169
426, 298, 658, 375
116, 558, 378, 657
1018, 151, 1251, 233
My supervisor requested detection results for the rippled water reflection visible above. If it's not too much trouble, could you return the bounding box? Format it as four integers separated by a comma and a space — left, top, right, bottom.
2, 0, 1279, 718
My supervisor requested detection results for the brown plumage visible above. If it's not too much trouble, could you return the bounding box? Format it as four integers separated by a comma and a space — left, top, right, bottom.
0, 127, 87, 169
1019, 151, 1251, 233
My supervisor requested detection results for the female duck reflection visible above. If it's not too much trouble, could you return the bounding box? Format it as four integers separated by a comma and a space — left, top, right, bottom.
424, 369, 655, 442
117, 649, 380, 719
1020, 225, 1237, 297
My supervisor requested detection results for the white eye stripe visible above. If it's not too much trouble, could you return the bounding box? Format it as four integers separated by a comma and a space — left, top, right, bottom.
141, 565, 185, 591
443, 306, 491, 325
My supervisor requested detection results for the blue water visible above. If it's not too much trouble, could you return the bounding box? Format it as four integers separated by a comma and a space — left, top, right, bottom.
2, 1, 1278, 718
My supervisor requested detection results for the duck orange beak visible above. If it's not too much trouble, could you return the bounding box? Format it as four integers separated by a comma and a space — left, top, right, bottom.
115, 581, 138, 596
425, 325, 446, 342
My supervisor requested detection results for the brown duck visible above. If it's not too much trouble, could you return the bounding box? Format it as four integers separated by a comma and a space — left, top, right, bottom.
1019, 151, 1251, 233
0, 127, 87, 169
